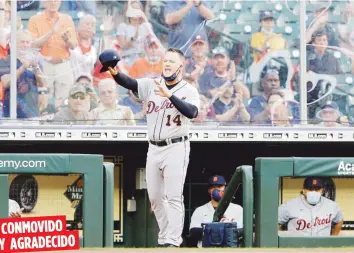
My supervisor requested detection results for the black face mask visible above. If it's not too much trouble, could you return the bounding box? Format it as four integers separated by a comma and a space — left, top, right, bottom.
162, 66, 182, 82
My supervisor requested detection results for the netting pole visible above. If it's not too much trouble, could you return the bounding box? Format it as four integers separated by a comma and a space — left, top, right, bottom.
299, 0, 308, 124
10, 1, 17, 119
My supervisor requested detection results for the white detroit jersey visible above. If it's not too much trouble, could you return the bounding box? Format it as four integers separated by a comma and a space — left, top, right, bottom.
278, 195, 343, 236
8, 199, 21, 217
137, 78, 200, 141
189, 201, 243, 248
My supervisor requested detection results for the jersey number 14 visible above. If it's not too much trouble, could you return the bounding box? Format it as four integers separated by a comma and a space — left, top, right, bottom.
166, 115, 182, 126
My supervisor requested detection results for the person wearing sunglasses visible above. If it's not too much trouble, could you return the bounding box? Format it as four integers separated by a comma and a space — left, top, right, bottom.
53, 84, 94, 124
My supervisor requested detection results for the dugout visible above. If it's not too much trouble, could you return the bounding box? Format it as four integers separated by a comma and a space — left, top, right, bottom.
0, 154, 114, 248
1, 142, 354, 248
255, 157, 354, 248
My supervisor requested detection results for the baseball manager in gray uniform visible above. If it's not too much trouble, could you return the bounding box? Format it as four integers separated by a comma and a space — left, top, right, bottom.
102, 47, 200, 248
278, 177, 343, 236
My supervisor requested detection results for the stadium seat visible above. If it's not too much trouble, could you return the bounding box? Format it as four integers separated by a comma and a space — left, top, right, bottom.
237, 12, 259, 25
18, 10, 41, 21
251, 2, 277, 14
223, 12, 240, 24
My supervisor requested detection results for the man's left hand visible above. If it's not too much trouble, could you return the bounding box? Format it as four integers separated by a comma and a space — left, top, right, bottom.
10, 208, 24, 218
154, 80, 172, 98
220, 217, 235, 223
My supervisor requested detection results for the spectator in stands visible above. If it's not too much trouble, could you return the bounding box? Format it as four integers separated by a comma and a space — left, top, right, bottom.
192, 94, 216, 122
247, 68, 299, 125
250, 11, 287, 62
53, 84, 94, 124
66, 14, 97, 80
306, 2, 339, 47
28, 0, 77, 110
212, 84, 250, 124
129, 36, 164, 78
119, 90, 146, 124
307, 29, 343, 75
337, 1, 354, 73
0, 30, 46, 118
164, 0, 215, 52
117, 0, 159, 69
267, 90, 291, 127
198, 46, 237, 98
0, 0, 10, 60
38, 87, 56, 120
235, 81, 251, 107
184, 33, 211, 82
317, 101, 344, 127
306, 29, 343, 120
91, 79, 135, 125
75, 74, 99, 111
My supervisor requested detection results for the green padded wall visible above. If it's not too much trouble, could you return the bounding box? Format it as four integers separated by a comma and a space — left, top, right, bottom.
0, 154, 104, 248
255, 157, 354, 248
212, 165, 254, 247
255, 158, 293, 247
0, 175, 8, 218
241, 166, 254, 248
103, 162, 114, 247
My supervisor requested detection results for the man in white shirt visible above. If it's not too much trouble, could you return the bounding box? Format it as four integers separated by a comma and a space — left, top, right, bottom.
65, 14, 97, 80
9, 199, 22, 218
189, 175, 243, 247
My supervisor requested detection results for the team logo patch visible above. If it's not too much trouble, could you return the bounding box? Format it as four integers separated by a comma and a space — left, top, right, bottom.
213, 176, 218, 182
313, 179, 317, 185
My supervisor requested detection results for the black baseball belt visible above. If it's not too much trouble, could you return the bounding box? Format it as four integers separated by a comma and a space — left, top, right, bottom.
149, 136, 188, 147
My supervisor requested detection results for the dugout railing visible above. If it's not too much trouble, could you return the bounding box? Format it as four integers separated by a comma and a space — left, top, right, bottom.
0, 154, 114, 248
213, 165, 254, 248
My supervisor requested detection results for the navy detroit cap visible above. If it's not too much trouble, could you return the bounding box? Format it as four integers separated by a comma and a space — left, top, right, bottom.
99, 49, 121, 73
303, 177, 324, 189
209, 175, 226, 186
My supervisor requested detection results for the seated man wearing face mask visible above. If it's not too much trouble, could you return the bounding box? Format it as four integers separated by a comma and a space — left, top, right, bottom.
278, 177, 343, 237
189, 175, 243, 248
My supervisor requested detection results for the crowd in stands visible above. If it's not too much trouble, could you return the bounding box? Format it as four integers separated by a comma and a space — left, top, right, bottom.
0, 0, 353, 127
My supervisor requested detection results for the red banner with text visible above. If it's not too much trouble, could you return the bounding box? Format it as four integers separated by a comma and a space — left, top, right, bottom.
0, 215, 80, 252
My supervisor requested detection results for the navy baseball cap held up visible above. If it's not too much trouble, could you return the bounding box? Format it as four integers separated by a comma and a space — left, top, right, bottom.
303, 177, 324, 190
99, 49, 121, 73
209, 175, 226, 186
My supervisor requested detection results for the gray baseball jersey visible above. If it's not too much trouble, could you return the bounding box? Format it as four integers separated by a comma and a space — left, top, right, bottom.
278, 195, 343, 236
137, 77, 200, 247
137, 78, 200, 141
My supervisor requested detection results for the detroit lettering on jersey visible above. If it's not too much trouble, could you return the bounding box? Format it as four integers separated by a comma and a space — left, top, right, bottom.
137, 78, 200, 141
278, 195, 343, 236
296, 214, 332, 231
146, 97, 186, 114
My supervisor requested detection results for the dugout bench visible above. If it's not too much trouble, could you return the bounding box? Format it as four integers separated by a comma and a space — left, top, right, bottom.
255, 157, 354, 248
0, 154, 114, 248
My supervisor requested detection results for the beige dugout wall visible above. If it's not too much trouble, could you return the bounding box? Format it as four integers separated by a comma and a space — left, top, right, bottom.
8, 156, 124, 242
